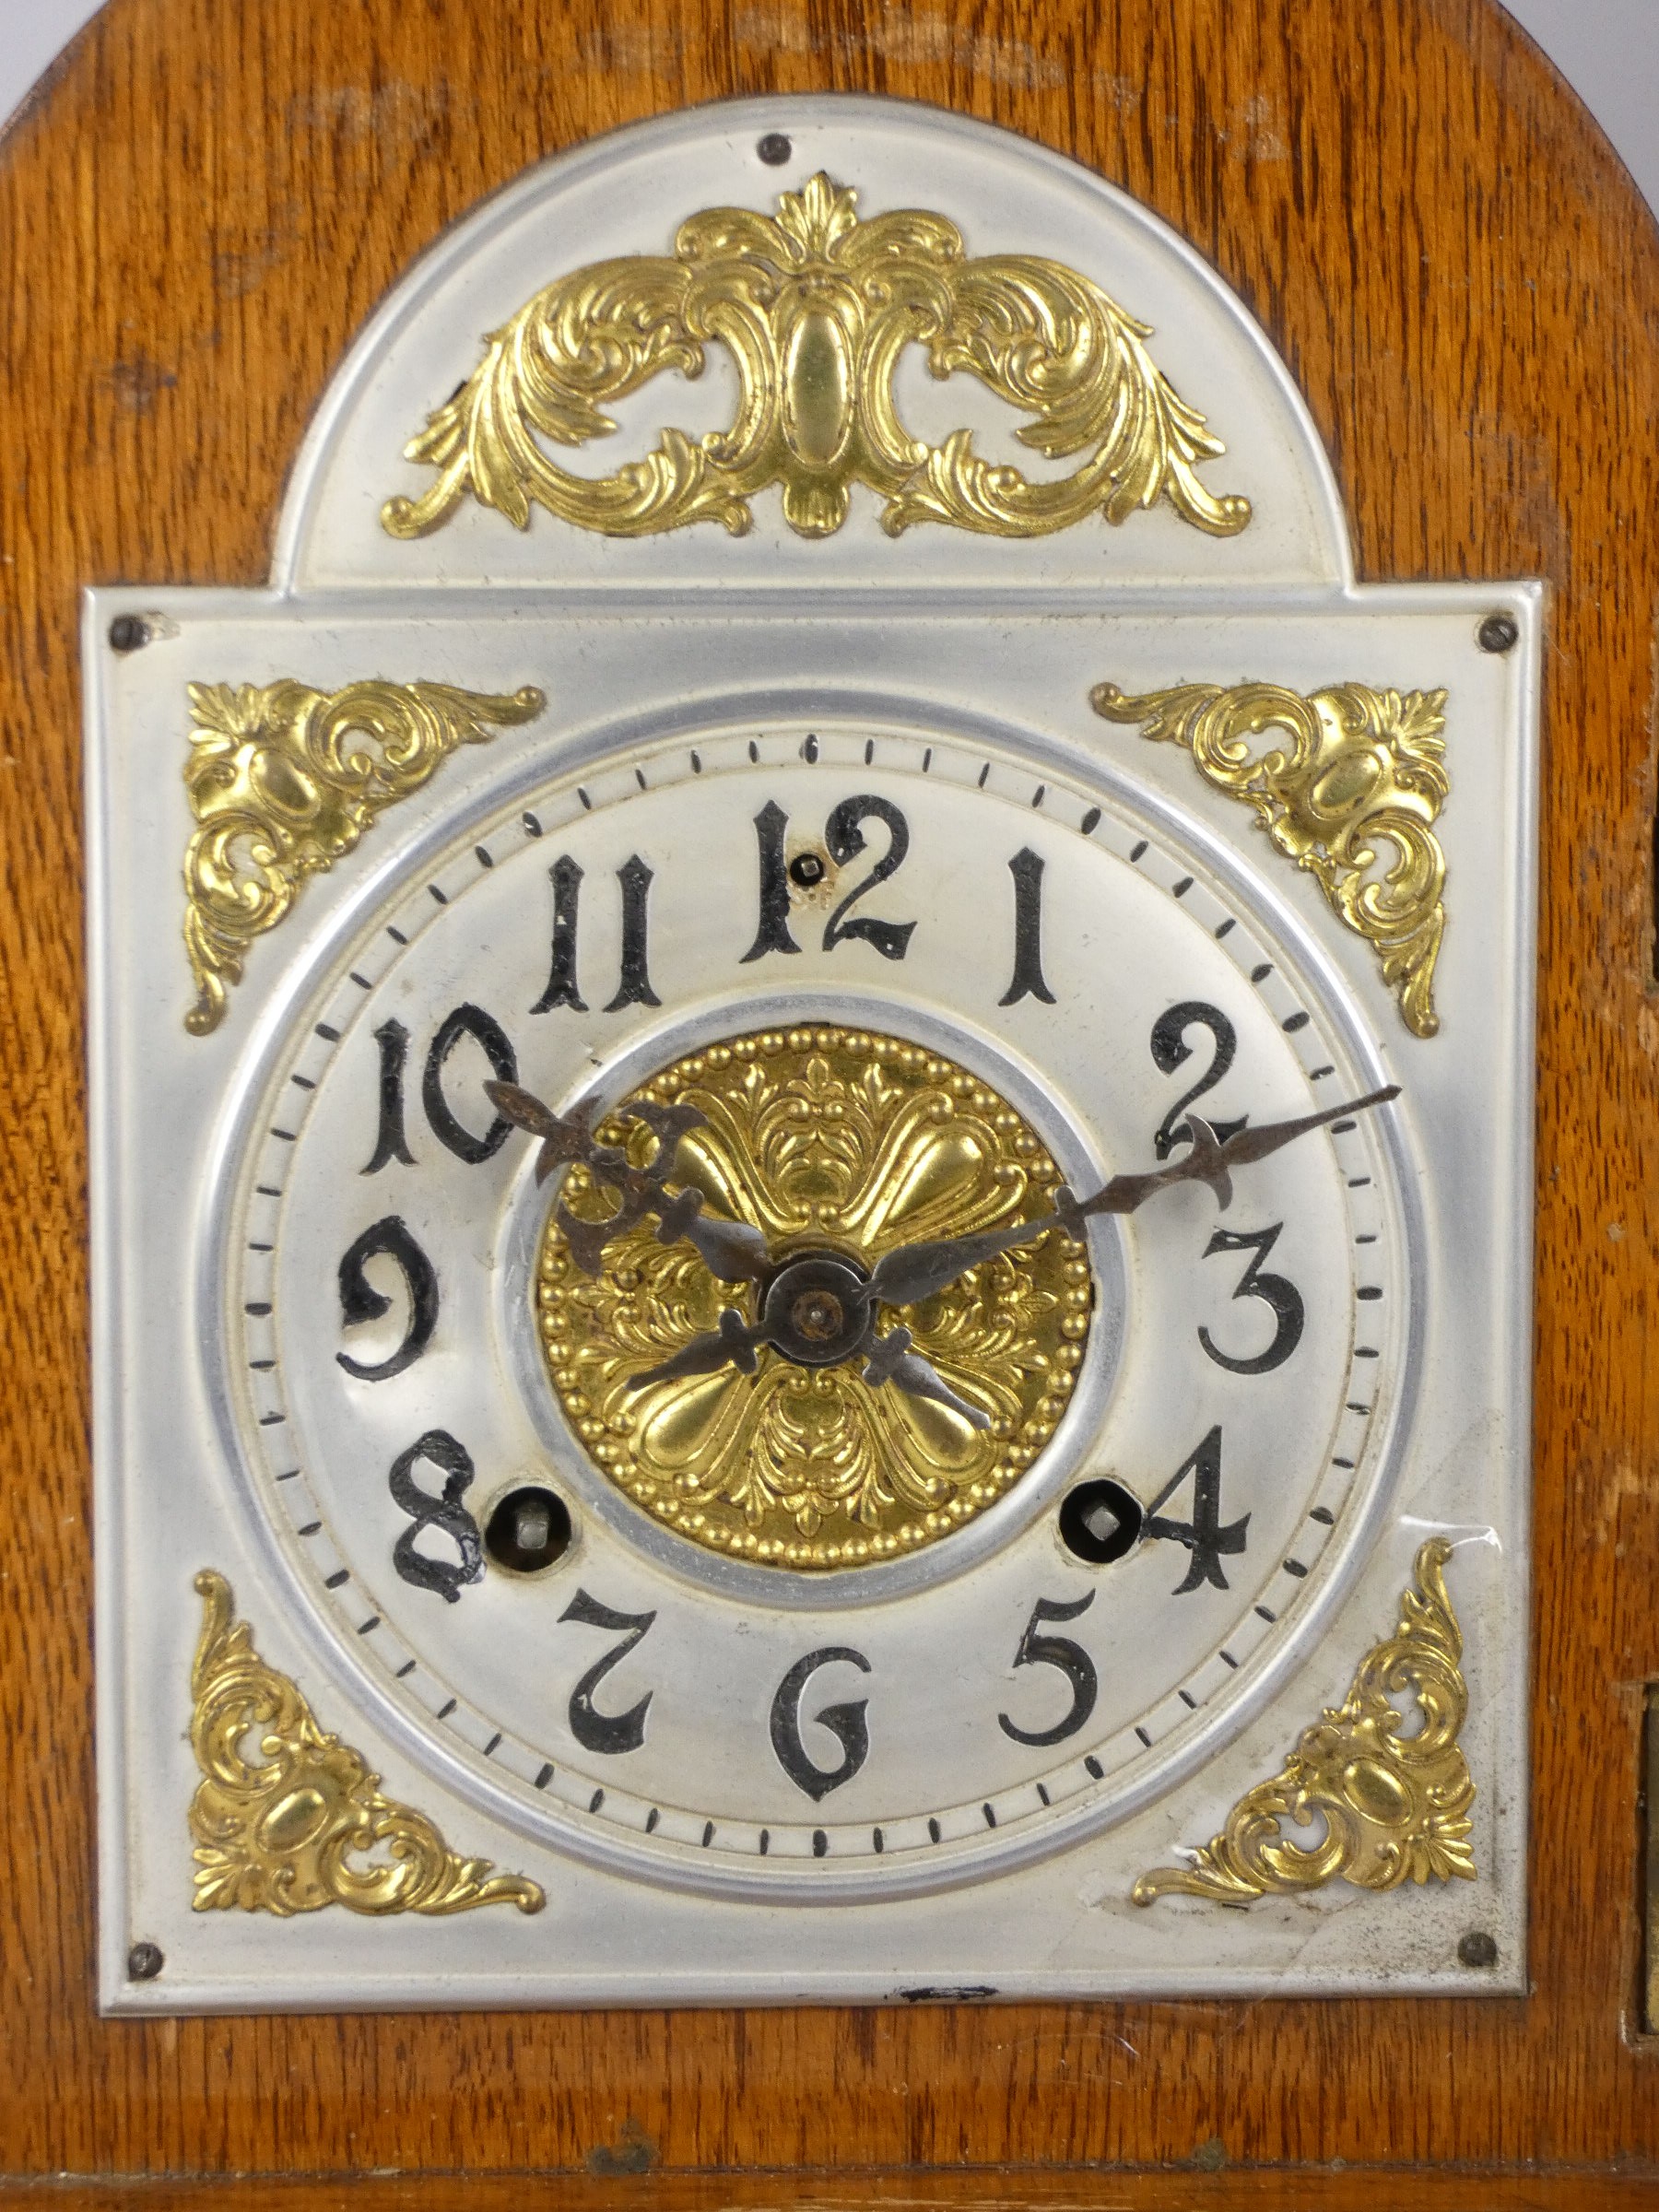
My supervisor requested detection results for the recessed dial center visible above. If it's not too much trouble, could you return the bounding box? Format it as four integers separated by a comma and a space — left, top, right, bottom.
534, 1023, 1093, 1571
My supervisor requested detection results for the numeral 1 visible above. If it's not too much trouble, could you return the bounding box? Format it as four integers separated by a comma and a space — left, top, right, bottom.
530, 853, 662, 1015
741, 800, 801, 961
999, 846, 1057, 1006
361, 1018, 416, 1173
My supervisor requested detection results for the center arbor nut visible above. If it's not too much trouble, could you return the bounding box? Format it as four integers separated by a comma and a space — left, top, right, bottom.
764, 1254, 873, 1365
794, 1291, 841, 1338
535, 1024, 1094, 1570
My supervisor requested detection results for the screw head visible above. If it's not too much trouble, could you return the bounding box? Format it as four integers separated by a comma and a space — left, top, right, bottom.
757, 133, 793, 167
1477, 611, 1519, 654
1457, 1930, 1499, 1969
108, 614, 150, 653
127, 1940, 164, 1981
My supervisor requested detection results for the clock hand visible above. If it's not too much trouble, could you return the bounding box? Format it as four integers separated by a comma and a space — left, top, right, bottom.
629, 1308, 991, 1432
865, 1085, 1401, 1310
486, 1079, 773, 1283
629, 1306, 768, 1386
860, 1325, 992, 1430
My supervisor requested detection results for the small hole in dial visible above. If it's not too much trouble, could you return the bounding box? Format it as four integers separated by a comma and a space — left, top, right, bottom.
485, 1485, 573, 1574
757, 132, 793, 166
788, 849, 828, 888
1059, 1478, 1144, 1565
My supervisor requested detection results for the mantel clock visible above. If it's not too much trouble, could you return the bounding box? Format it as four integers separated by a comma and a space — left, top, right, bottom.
86, 96, 1537, 2011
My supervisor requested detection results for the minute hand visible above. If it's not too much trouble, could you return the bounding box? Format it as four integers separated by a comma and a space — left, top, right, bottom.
864, 1086, 1401, 1311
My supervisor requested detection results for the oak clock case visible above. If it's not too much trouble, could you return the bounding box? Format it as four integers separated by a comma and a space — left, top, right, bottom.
86, 96, 1538, 2013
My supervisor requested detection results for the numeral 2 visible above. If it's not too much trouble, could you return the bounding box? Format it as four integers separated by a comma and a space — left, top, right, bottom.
1149, 1002, 1247, 1159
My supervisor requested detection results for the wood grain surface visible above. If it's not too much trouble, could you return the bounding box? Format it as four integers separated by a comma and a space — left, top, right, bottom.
3, 0, 1658, 2194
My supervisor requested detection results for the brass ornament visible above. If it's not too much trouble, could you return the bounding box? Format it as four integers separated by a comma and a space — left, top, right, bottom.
182, 677, 545, 1035
536, 1025, 1092, 1569
188, 1571, 545, 1917
1132, 1538, 1475, 1906
1092, 679, 1450, 1038
382, 171, 1251, 546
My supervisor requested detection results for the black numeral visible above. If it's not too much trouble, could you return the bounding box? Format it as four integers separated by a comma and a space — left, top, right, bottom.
741, 800, 802, 962
1145, 1426, 1249, 1594
422, 1003, 518, 1164
388, 1429, 484, 1603
1150, 1002, 1246, 1159
531, 854, 588, 1012
361, 1018, 416, 1173
822, 796, 914, 960
336, 1216, 438, 1381
997, 1592, 1098, 1746
559, 1589, 656, 1755
1199, 1222, 1305, 1375
999, 846, 1057, 1006
361, 1005, 526, 1170
770, 1646, 872, 1800
528, 853, 661, 1014
744, 795, 916, 965
606, 854, 662, 1011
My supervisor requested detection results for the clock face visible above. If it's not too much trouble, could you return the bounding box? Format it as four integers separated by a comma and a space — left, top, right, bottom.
88, 96, 1535, 2010
221, 714, 1412, 1897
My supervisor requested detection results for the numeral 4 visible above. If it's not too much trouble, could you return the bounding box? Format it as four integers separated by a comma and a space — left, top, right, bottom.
1145, 1426, 1250, 1594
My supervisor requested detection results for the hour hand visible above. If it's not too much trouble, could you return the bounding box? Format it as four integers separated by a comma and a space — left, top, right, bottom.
650, 1184, 773, 1284
628, 1307, 768, 1388
488, 1077, 772, 1280
862, 1326, 992, 1430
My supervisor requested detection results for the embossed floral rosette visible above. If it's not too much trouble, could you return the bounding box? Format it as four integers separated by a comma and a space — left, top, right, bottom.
535, 1025, 1092, 1569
